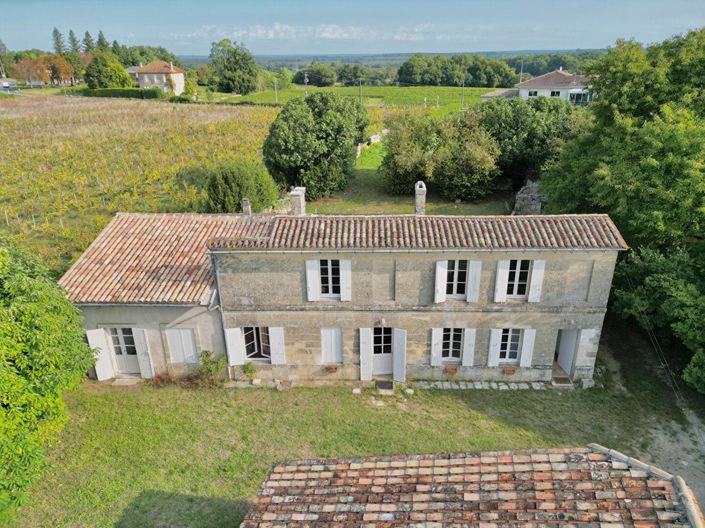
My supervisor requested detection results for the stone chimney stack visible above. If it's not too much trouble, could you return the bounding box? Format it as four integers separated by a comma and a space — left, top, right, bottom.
169, 61, 174, 71
290, 187, 306, 216
241, 198, 252, 215
414, 181, 427, 215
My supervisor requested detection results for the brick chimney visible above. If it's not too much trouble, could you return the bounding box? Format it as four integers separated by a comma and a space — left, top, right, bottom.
241, 198, 252, 215
290, 187, 306, 216
414, 181, 427, 215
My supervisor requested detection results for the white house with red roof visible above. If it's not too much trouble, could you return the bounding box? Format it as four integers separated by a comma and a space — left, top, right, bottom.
482, 69, 592, 104
136, 60, 185, 95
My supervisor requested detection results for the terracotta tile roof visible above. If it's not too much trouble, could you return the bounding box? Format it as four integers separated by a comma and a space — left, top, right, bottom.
136, 60, 185, 74
241, 445, 702, 527
210, 214, 627, 251
516, 69, 590, 88
59, 213, 271, 305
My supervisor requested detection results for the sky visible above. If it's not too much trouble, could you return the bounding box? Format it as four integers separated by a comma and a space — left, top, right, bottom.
3, 0, 705, 55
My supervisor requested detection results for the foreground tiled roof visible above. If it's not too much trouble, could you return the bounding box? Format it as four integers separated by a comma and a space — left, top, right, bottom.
59, 213, 268, 304
137, 60, 185, 74
241, 445, 703, 527
516, 69, 590, 88
210, 214, 627, 251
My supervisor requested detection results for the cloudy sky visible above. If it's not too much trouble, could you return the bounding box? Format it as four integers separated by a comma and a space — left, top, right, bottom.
3, 0, 705, 55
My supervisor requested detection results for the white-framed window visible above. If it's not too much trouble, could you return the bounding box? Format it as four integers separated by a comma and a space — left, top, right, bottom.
165, 328, 198, 364
528, 90, 538, 97
109, 327, 137, 356
506, 259, 531, 297
243, 326, 270, 360
321, 327, 343, 363
442, 328, 463, 362
373, 327, 393, 355
499, 329, 522, 362
320, 259, 341, 298
550, 90, 561, 97
445, 260, 468, 297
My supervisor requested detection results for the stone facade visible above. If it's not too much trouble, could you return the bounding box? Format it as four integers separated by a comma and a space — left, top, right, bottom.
214, 249, 617, 384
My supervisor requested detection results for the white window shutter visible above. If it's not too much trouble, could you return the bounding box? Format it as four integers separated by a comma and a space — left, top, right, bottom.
494, 260, 510, 303
269, 327, 286, 365
320, 327, 343, 363
488, 329, 502, 367
393, 329, 407, 383
466, 260, 482, 303
434, 260, 448, 303
528, 260, 545, 303
462, 329, 476, 367
520, 329, 536, 368
225, 327, 245, 366
87, 328, 114, 381
133, 328, 154, 379
359, 328, 373, 381
340, 260, 352, 301
165, 328, 197, 364
305, 260, 321, 301
430, 328, 443, 367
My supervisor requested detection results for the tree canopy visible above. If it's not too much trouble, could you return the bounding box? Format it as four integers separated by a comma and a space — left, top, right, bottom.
209, 39, 258, 94
263, 92, 368, 199
397, 53, 516, 87
201, 160, 279, 214
292, 62, 336, 87
84, 52, 132, 89
0, 239, 93, 521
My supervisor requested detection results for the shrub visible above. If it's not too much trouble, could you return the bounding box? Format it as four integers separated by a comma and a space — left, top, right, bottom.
81, 87, 164, 99
195, 351, 227, 386
0, 239, 94, 521
263, 92, 368, 199
202, 159, 279, 213
242, 362, 257, 380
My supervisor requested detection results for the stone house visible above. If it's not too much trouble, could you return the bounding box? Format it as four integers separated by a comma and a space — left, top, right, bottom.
136, 60, 185, 95
59, 186, 627, 386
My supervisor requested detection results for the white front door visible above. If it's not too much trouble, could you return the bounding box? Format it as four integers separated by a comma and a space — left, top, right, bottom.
108, 327, 141, 374
372, 327, 393, 376
556, 329, 579, 376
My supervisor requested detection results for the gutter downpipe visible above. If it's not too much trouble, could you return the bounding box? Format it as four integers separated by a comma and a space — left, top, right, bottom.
208, 251, 232, 380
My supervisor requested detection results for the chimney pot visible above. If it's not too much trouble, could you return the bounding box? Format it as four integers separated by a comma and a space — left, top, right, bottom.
290, 187, 306, 216
414, 181, 427, 215
241, 198, 252, 215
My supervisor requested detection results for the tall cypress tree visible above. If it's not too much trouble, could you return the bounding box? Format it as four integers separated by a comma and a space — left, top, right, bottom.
83, 31, 95, 52
52, 27, 66, 55
96, 30, 109, 51
68, 30, 81, 53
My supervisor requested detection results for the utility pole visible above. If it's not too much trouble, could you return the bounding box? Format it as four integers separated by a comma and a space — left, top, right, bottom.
358, 77, 362, 104
304, 72, 309, 96
436, 95, 439, 108
423, 96, 427, 109
274, 78, 278, 104
519, 59, 524, 83
461, 80, 465, 109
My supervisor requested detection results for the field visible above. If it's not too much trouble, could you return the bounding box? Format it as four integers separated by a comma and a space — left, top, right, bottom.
13, 317, 705, 527
226, 84, 490, 111
0, 97, 278, 274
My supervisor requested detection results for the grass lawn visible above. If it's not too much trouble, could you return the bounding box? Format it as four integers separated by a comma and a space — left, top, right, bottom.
14, 316, 705, 527
310, 142, 513, 215
227, 84, 490, 111
16, 84, 86, 96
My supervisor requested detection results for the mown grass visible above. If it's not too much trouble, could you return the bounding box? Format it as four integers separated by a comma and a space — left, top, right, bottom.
14, 316, 703, 528
228, 84, 490, 111
311, 142, 513, 215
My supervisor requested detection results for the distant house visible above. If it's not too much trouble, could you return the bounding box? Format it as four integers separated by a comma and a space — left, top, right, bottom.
136, 60, 185, 95
125, 65, 140, 82
482, 69, 592, 105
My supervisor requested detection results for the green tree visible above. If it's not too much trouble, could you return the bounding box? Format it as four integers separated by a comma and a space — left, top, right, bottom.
52, 27, 66, 55
209, 39, 257, 94
263, 92, 368, 199
96, 30, 109, 51
397, 53, 516, 87
336, 63, 367, 86
82, 31, 95, 53
202, 159, 279, 213
275, 67, 292, 90
84, 52, 133, 89
292, 62, 336, 87
0, 239, 94, 521
68, 30, 81, 54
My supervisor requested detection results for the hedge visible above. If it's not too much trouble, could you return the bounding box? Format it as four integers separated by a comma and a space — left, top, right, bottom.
81, 87, 165, 99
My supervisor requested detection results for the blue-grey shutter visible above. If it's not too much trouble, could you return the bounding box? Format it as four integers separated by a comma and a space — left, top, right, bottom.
359, 328, 373, 381
430, 328, 443, 367
87, 328, 114, 381
225, 327, 245, 366
393, 329, 407, 383
528, 260, 545, 303
269, 327, 286, 365
462, 329, 476, 367
434, 261, 448, 303
133, 328, 154, 379
520, 329, 536, 368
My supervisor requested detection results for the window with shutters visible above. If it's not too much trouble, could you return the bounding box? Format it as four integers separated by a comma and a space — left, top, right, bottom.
506, 259, 531, 297
445, 260, 468, 297
320, 259, 341, 298
243, 327, 271, 360
373, 327, 392, 355
165, 328, 197, 364
442, 328, 463, 362
499, 329, 522, 362
109, 327, 137, 356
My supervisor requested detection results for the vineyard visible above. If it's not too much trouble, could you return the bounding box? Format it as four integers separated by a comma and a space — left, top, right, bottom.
0, 96, 279, 274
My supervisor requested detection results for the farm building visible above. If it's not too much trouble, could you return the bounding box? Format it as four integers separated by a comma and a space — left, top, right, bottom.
240, 445, 704, 527
482, 69, 592, 104
136, 60, 185, 95
59, 185, 627, 386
